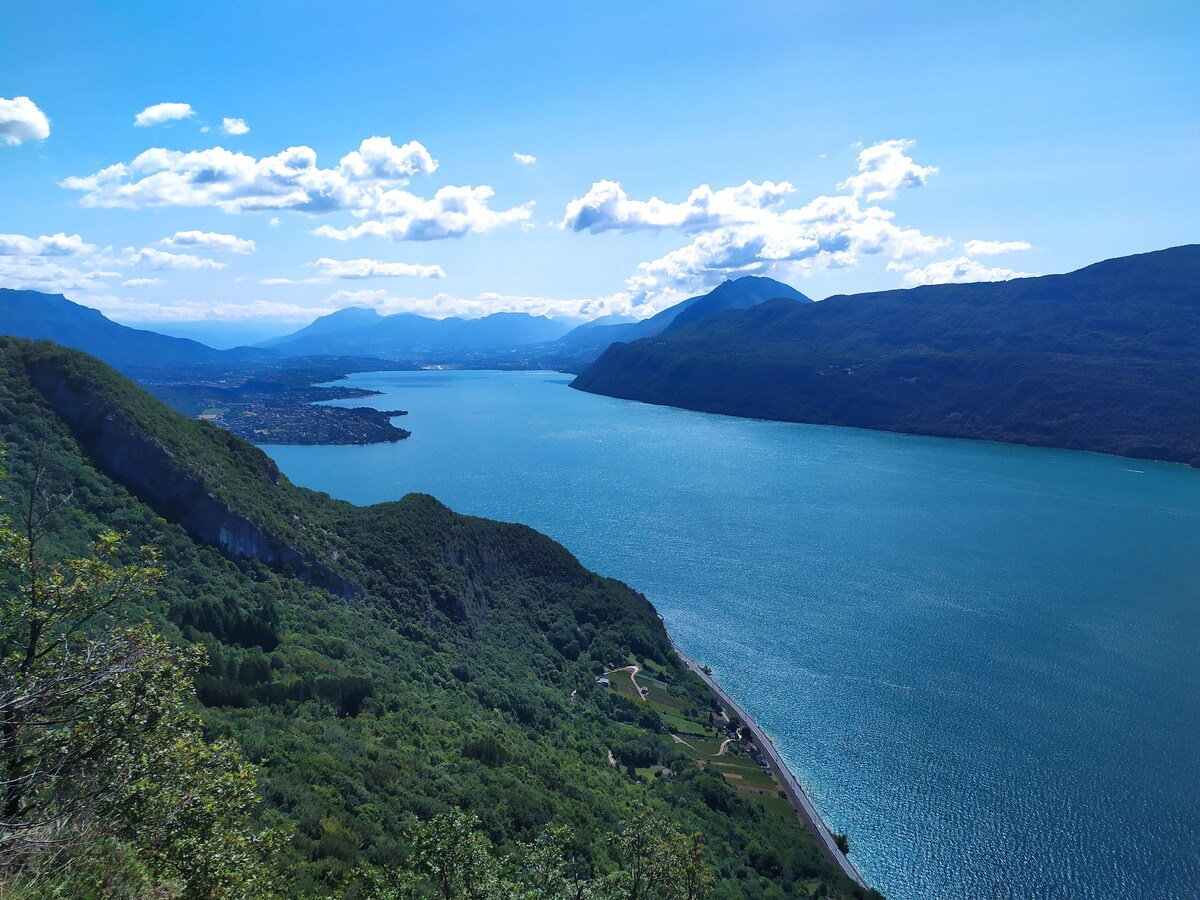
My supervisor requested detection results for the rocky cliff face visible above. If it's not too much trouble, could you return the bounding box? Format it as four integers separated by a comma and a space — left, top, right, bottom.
28, 362, 361, 599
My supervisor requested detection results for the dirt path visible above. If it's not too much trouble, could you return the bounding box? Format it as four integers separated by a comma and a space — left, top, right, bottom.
604, 664, 645, 701
672, 646, 867, 889
717, 737, 733, 756
670, 733, 700, 753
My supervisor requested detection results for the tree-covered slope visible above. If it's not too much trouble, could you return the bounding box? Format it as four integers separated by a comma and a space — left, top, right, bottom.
0, 337, 879, 899
572, 245, 1200, 465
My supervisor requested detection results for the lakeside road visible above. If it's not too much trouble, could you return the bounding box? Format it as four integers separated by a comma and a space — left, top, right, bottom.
673, 646, 868, 890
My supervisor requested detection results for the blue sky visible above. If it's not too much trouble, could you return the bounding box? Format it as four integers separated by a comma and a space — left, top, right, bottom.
1, 1, 1196, 337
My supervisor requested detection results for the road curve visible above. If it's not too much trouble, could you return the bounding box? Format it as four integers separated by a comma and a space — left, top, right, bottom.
673, 646, 868, 890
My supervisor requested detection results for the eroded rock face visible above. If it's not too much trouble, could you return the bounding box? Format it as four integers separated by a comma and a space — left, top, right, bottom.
29, 363, 361, 599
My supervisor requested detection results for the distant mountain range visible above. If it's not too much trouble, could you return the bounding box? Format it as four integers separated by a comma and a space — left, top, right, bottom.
0, 288, 271, 372
260, 308, 580, 358
261, 276, 812, 363
548, 276, 812, 361
572, 245, 1200, 465
0, 276, 814, 373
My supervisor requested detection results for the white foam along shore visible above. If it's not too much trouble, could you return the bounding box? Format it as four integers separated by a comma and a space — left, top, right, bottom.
672, 644, 868, 890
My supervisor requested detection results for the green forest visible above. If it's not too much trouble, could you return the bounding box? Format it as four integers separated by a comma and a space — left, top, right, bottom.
0, 337, 878, 899
572, 245, 1200, 466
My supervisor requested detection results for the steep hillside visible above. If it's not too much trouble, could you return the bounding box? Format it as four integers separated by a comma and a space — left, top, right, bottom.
573, 246, 1200, 466
0, 337, 879, 898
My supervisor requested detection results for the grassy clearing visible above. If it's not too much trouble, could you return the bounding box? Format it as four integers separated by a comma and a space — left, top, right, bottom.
597, 661, 798, 822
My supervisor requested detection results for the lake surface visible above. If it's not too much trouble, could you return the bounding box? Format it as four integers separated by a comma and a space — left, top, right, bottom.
265, 369, 1200, 900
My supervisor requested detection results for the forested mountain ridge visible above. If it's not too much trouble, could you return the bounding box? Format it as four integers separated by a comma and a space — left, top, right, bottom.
572, 245, 1200, 466
546, 276, 812, 365
0, 287, 272, 370
0, 337, 878, 898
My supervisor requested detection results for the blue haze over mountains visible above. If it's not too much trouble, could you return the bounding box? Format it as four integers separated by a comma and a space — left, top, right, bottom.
0, 274, 812, 371
2, 248, 1198, 466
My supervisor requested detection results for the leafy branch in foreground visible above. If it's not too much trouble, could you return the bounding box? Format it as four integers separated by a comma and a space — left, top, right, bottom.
369, 802, 713, 900
0, 456, 276, 898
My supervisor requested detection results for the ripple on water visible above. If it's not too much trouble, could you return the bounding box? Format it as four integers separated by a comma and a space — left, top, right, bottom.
276, 370, 1200, 900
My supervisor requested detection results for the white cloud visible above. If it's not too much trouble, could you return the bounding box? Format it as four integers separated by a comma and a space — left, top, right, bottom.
268, 217, 281, 228
0, 232, 95, 257
513, 152, 537, 165
0, 231, 115, 292
0, 230, 228, 294
159, 230, 256, 254
561, 138, 954, 315
221, 117, 250, 136
83, 288, 604, 324
133, 102, 196, 127
893, 256, 1034, 286
309, 257, 445, 279
338, 136, 437, 182
562, 179, 794, 234
837, 139, 938, 201
595, 193, 948, 314
122, 247, 226, 271
962, 239, 1033, 256
313, 185, 534, 241
261, 257, 446, 284
82, 295, 330, 323
324, 288, 597, 320
0, 96, 50, 146
62, 144, 365, 213
60, 136, 531, 244
59, 135, 528, 235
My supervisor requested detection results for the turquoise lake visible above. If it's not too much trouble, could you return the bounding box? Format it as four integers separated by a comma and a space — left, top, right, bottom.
264, 369, 1200, 900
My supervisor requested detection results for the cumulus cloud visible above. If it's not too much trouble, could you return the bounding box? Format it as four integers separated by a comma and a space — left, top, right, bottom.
0, 231, 115, 292
313, 185, 534, 241
309, 257, 445, 279
837, 139, 938, 201
323, 288, 596, 320
58, 135, 536, 244
962, 239, 1033, 256
63, 143, 388, 212
261, 257, 446, 284
0, 232, 95, 257
891, 256, 1034, 286
562, 180, 794, 234
159, 230, 256, 254
60, 136, 531, 244
133, 102, 196, 127
337, 136, 437, 182
83, 295, 331, 323
0, 96, 50, 146
513, 152, 537, 165
561, 139, 957, 315
124, 287, 593, 322
0, 229, 231, 293
122, 247, 226, 271
221, 117, 250, 136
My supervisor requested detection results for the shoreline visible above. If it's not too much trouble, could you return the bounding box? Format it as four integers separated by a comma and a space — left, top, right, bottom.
671, 644, 868, 890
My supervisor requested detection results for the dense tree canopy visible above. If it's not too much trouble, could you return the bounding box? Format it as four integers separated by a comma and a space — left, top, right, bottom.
0, 338, 880, 899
